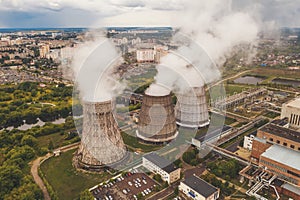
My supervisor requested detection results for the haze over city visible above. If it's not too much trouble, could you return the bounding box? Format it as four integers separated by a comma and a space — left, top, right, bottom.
0, 1, 300, 200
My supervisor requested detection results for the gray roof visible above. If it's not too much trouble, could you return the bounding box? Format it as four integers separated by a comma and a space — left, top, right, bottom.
282, 183, 300, 195
261, 145, 300, 170
143, 153, 178, 173
285, 98, 300, 108
260, 123, 300, 143
182, 175, 218, 198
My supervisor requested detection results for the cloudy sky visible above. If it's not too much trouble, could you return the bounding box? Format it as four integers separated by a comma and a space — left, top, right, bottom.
0, 0, 299, 28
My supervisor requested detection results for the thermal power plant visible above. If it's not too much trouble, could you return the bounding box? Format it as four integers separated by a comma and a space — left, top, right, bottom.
75, 100, 127, 171
175, 87, 210, 128
137, 89, 178, 144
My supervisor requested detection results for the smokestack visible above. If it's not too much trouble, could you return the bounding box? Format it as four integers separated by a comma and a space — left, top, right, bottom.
175, 87, 209, 128
137, 90, 178, 144
75, 100, 126, 171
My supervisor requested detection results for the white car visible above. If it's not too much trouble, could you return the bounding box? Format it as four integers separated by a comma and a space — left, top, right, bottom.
141, 192, 145, 196
122, 189, 127, 194
128, 181, 132, 186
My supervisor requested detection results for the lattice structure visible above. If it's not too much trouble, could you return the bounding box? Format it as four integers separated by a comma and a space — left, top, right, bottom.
175, 87, 209, 128
75, 100, 126, 171
137, 93, 177, 144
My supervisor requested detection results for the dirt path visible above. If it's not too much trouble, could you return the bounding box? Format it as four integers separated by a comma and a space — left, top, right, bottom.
31, 154, 52, 200
30, 142, 80, 200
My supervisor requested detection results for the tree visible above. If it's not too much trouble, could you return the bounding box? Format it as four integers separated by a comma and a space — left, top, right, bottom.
21, 135, 38, 148
48, 140, 54, 151
79, 189, 94, 200
153, 174, 163, 183
0, 165, 23, 198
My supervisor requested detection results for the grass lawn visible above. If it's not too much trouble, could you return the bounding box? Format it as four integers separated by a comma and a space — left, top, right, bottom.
225, 84, 251, 96
121, 131, 161, 153
37, 132, 66, 149
40, 149, 111, 200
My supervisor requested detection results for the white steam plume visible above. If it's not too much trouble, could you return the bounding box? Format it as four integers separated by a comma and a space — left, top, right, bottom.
147, 0, 259, 95
71, 32, 124, 102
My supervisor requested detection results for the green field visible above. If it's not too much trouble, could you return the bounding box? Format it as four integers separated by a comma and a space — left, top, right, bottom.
121, 131, 161, 152
37, 132, 66, 149
40, 149, 110, 200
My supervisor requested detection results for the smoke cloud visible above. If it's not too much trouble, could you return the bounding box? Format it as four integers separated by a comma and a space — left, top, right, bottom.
71, 32, 124, 102
147, 0, 259, 95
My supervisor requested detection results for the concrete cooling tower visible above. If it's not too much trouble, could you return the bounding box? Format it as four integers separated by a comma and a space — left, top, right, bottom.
75, 100, 126, 171
175, 87, 209, 128
137, 92, 178, 144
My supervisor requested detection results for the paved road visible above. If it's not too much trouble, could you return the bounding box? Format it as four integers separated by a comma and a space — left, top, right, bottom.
184, 166, 206, 178
147, 184, 179, 200
226, 138, 242, 153
207, 70, 253, 90
31, 142, 80, 200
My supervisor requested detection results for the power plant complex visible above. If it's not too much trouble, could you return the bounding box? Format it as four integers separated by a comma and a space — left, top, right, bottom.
75, 85, 210, 170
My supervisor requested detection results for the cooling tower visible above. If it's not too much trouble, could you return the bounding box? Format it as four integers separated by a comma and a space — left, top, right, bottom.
75, 100, 126, 171
175, 87, 209, 128
137, 93, 178, 144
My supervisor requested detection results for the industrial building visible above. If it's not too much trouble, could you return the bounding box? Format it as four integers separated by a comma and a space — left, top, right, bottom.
250, 121, 300, 188
281, 98, 300, 130
137, 92, 178, 144
142, 153, 181, 184
259, 144, 300, 186
136, 49, 156, 63
243, 134, 255, 150
179, 175, 220, 200
256, 123, 300, 153
211, 87, 267, 110
75, 100, 127, 171
175, 87, 210, 128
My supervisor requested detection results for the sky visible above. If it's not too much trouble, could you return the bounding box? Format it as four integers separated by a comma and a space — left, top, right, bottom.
0, 0, 299, 28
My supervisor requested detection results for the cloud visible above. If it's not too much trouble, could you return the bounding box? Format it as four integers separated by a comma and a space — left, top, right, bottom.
0, 0, 299, 27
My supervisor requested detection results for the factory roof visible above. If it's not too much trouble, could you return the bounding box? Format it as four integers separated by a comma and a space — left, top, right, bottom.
261, 145, 300, 170
271, 118, 289, 127
143, 153, 178, 173
259, 123, 300, 143
182, 175, 218, 198
282, 183, 300, 195
285, 98, 300, 108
